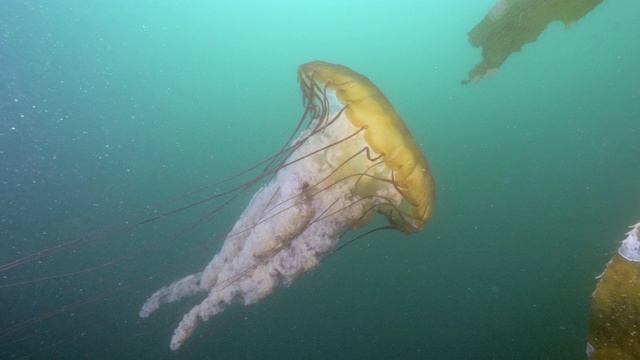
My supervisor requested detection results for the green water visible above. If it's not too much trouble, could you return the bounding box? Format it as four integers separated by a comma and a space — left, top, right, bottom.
1, 1, 639, 359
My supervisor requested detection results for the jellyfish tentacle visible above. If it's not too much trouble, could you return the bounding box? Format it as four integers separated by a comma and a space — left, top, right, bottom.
322, 225, 396, 264
244, 144, 386, 235
257, 186, 281, 221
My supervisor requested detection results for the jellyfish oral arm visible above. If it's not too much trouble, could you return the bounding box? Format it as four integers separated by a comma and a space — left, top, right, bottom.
139, 272, 203, 319
140, 110, 403, 350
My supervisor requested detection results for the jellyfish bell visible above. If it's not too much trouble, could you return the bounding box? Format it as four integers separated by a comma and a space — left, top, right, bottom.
139, 60, 436, 350
298, 61, 435, 233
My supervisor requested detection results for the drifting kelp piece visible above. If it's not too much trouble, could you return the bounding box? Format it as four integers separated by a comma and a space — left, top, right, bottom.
587, 221, 640, 359
462, 0, 603, 84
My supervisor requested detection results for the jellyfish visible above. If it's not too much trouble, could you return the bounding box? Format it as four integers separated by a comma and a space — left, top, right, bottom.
587, 220, 640, 359
138, 61, 436, 350
462, 0, 603, 84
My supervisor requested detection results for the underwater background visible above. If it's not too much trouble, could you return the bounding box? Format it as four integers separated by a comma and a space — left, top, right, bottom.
1, 1, 639, 359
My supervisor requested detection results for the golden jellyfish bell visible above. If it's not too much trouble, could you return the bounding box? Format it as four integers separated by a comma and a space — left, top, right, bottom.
298, 61, 435, 233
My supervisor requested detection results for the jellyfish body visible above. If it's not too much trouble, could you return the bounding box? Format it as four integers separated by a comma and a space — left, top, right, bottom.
139, 61, 435, 350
